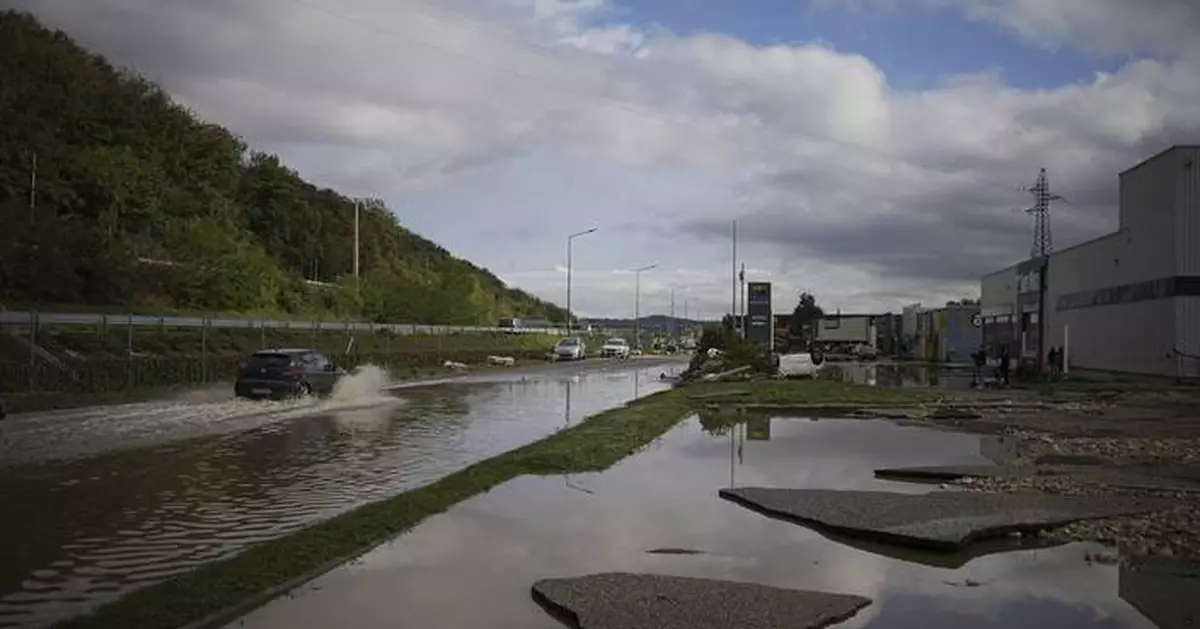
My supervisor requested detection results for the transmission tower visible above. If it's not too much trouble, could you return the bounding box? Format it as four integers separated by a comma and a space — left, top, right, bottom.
1024, 168, 1062, 258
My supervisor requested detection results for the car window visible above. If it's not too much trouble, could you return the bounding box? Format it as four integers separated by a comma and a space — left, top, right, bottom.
309, 352, 331, 368
606, 338, 626, 345
558, 338, 579, 346
247, 353, 293, 368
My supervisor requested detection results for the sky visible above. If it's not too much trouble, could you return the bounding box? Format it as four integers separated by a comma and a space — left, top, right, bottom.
12, 0, 1200, 319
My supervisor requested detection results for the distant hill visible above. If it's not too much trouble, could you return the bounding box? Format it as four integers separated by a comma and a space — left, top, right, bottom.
588, 315, 710, 333
0, 11, 568, 325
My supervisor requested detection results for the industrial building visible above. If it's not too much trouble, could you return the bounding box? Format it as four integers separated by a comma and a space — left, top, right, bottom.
913, 304, 982, 363
980, 145, 1200, 377
814, 314, 878, 347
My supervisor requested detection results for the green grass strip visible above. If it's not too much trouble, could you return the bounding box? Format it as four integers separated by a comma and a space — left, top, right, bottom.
51, 379, 937, 629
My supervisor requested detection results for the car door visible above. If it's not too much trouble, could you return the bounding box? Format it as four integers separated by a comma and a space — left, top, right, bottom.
308, 352, 336, 394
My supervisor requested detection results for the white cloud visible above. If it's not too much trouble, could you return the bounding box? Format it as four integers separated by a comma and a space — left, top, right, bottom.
12, 0, 1200, 317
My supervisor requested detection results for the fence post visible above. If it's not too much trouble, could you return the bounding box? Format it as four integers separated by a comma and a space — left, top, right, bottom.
127, 312, 134, 389
201, 318, 209, 384
28, 310, 37, 393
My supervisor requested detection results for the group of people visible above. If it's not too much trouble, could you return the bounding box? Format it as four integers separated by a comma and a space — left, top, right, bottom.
969, 343, 1065, 387
971, 345, 1011, 386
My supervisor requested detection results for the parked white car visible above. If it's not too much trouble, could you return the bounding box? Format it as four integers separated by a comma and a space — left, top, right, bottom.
599, 337, 631, 359
554, 337, 587, 361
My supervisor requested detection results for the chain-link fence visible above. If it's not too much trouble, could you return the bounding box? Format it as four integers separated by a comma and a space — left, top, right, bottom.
0, 316, 581, 396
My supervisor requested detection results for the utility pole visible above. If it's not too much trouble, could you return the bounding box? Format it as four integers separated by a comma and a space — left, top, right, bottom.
566, 228, 598, 337
353, 200, 361, 284
669, 287, 676, 340
633, 264, 656, 351
1025, 168, 1060, 259
1024, 168, 1062, 375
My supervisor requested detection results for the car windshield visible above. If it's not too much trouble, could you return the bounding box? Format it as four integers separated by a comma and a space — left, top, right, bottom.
605, 338, 627, 346
557, 338, 579, 347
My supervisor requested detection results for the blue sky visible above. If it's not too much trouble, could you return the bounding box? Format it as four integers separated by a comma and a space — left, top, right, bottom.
590, 0, 1125, 89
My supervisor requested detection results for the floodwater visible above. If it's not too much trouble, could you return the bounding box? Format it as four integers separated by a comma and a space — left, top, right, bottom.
231, 416, 1162, 629
823, 362, 982, 391
0, 358, 681, 629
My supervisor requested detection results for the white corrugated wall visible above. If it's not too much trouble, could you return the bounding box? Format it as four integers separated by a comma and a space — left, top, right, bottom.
1174, 147, 1200, 275
1176, 147, 1200, 377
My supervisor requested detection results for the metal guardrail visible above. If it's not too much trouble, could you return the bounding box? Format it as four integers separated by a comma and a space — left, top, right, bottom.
0, 310, 567, 336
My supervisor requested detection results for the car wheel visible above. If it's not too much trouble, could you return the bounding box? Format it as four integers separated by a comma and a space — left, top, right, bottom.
297, 382, 313, 399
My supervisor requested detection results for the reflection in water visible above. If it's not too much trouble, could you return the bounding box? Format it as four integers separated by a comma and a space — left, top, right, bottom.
229, 417, 1157, 629
826, 362, 980, 391
0, 362, 673, 629
1119, 556, 1200, 629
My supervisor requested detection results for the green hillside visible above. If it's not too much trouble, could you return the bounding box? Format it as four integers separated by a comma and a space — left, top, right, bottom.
0, 10, 568, 326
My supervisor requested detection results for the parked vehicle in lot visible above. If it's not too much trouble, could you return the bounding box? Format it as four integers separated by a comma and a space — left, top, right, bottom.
599, 337, 631, 359
553, 337, 587, 361
235, 348, 346, 400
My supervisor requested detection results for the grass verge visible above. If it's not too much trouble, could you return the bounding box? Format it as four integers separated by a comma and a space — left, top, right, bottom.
50, 378, 938, 629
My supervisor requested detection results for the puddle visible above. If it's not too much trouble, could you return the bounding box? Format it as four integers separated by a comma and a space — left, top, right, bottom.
0, 362, 673, 629
823, 363, 983, 391
230, 417, 1157, 629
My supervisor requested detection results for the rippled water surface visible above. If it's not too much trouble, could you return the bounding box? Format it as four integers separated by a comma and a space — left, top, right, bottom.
230, 416, 1167, 629
0, 359, 679, 629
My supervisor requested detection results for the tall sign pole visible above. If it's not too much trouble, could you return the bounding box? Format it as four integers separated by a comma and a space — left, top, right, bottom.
730, 220, 738, 332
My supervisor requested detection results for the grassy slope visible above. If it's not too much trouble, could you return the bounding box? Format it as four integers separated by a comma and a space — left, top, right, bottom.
52, 379, 936, 629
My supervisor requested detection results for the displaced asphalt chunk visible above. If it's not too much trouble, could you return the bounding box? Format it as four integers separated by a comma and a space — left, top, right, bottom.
532, 572, 871, 629
720, 487, 1163, 550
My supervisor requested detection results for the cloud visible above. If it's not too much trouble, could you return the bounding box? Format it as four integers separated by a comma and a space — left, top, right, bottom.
12, 0, 1200, 317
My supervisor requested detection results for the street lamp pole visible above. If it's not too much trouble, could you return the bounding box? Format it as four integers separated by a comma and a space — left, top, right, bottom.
566, 227, 598, 336
633, 263, 656, 351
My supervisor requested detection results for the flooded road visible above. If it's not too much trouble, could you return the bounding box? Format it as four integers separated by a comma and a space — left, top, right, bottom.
231, 416, 1161, 629
0, 358, 682, 629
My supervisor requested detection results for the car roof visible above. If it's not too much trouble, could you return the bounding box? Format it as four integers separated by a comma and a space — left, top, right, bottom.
253, 348, 318, 355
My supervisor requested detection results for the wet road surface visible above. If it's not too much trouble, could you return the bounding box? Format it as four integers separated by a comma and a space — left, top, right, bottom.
0, 357, 683, 629
0, 357, 683, 465
230, 416, 1160, 629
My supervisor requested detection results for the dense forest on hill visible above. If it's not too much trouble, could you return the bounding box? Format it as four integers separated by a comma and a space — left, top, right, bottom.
0, 11, 568, 325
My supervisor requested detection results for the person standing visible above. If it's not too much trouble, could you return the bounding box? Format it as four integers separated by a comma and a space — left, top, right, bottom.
997, 345, 1011, 385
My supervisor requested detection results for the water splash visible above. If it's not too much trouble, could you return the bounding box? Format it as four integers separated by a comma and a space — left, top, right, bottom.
327, 364, 395, 404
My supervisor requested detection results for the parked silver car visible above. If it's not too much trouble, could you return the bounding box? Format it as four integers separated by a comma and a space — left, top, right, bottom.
553, 336, 587, 361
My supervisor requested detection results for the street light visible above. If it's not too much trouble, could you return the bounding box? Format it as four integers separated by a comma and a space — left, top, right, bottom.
566, 227, 598, 336
633, 263, 656, 351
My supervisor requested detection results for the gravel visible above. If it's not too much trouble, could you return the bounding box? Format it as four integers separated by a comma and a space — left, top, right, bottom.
950, 432, 1200, 559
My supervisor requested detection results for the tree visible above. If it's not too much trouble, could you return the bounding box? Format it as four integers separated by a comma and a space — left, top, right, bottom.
0, 10, 575, 323
788, 292, 824, 343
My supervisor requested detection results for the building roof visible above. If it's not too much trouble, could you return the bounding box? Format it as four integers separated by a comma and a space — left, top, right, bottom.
1119, 145, 1200, 177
